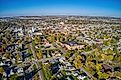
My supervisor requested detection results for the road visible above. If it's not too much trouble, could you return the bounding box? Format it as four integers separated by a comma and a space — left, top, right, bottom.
29, 37, 44, 80
39, 56, 62, 62
54, 41, 67, 54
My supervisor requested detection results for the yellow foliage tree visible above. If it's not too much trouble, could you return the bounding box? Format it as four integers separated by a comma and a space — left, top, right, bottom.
96, 64, 102, 72
0, 67, 4, 74
74, 55, 83, 69
98, 71, 109, 79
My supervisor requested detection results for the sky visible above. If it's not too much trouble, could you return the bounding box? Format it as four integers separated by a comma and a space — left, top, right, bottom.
0, 0, 121, 17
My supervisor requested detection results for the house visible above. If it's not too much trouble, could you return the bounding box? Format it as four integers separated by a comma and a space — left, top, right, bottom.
17, 67, 23, 73
102, 64, 112, 73
72, 71, 79, 76
63, 41, 84, 50
10, 69, 14, 75
0, 47, 5, 54
56, 72, 63, 78
0, 61, 6, 66
77, 75, 86, 80
66, 71, 72, 75
33, 32, 42, 36
21, 52, 33, 61
59, 57, 65, 63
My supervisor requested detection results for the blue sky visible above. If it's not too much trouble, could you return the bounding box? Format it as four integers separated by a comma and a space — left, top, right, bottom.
0, 0, 121, 17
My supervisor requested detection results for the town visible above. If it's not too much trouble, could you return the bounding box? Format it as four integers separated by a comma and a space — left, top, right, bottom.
0, 16, 121, 80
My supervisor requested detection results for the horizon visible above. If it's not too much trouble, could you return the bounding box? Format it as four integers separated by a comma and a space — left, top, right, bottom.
0, 0, 121, 17
1, 14, 121, 18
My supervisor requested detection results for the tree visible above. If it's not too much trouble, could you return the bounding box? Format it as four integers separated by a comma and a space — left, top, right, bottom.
96, 64, 102, 72
98, 71, 109, 79
73, 55, 83, 69
10, 74, 18, 80
36, 49, 43, 59
0, 67, 4, 74
107, 55, 113, 61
